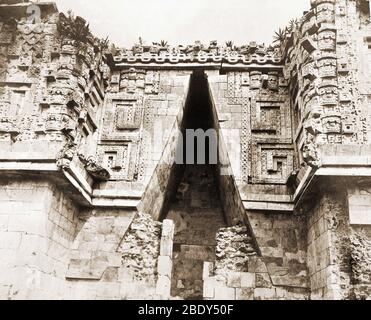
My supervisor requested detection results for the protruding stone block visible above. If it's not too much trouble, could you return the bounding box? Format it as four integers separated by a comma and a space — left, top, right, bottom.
203, 278, 216, 298
157, 256, 172, 276
162, 219, 175, 239
203, 262, 214, 280
156, 275, 171, 298
271, 275, 309, 288
160, 237, 173, 257
241, 272, 255, 288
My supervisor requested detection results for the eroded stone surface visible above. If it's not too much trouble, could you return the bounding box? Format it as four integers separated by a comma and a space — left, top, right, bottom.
119, 212, 162, 285
215, 225, 257, 275
350, 231, 371, 299
0, 0, 371, 300
168, 165, 227, 300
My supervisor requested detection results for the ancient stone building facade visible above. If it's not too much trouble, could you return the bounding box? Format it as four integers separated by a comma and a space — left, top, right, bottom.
0, 0, 370, 300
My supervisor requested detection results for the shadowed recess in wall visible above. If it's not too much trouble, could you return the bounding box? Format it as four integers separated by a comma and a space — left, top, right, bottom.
162, 71, 226, 299
155, 71, 258, 299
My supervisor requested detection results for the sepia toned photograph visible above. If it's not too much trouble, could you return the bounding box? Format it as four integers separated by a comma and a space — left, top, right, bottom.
0, 0, 370, 303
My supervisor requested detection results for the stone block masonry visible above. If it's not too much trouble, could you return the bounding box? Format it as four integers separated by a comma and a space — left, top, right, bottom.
0, 179, 80, 299
167, 165, 227, 299
0, 177, 176, 299
246, 211, 309, 291
0, 0, 371, 300
66, 209, 136, 280
203, 225, 310, 300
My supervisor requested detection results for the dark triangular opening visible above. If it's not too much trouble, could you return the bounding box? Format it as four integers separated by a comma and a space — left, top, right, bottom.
161, 70, 227, 300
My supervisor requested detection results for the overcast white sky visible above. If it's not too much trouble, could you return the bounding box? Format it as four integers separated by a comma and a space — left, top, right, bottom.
42, 0, 310, 47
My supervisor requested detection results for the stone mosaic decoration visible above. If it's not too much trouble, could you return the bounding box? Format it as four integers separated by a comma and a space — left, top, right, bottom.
0, 0, 370, 301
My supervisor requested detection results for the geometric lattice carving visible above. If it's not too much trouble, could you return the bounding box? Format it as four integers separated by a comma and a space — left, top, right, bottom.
316, 2, 335, 24
250, 96, 291, 139
251, 143, 295, 184
319, 85, 338, 106
99, 68, 163, 182
318, 29, 336, 51
241, 100, 250, 181
251, 101, 282, 134
115, 103, 142, 130
221, 73, 295, 185
318, 58, 337, 78
321, 115, 341, 134
101, 99, 143, 141
97, 144, 132, 181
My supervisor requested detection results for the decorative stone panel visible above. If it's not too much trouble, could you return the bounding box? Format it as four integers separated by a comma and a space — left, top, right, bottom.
251, 143, 295, 184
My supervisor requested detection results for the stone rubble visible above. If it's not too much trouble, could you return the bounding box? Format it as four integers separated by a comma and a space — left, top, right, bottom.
119, 212, 162, 284
215, 224, 257, 275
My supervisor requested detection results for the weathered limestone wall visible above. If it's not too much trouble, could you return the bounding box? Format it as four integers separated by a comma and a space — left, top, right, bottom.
205, 65, 309, 299
0, 179, 79, 299
247, 211, 308, 290
138, 70, 191, 188
0, 0, 370, 300
66, 209, 136, 281
305, 182, 371, 300
101, 69, 191, 218
0, 3, 109, 170
306, 190, 351, 299
201, 214, 309, 300
283, 0, 371, 170
167, 165, 226, 299
99, 69, 191, 185
203, 224, 309, 300
207, 67, 295, 236
66, 213, 173, 300
0, 178, 175, 299
207, 69, 294, 191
